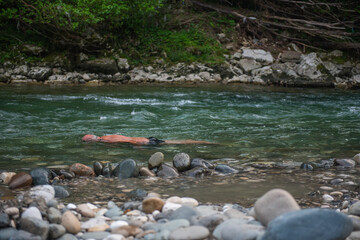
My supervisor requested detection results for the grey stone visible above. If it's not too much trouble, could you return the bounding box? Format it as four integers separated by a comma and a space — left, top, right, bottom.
0, 228, 42, 240
20, 217, 49, 240
296, 53, 323, 80
190, 158, 214, 169
254, 188, 300, 226
354, 153, 360, 165
239, 59, 262, 73
47, 199, 58, 208
169, 206, 199, 221
280, 51, 301, 63
80, 231, 111, 240
27, 67, 52, 81
49, 223, 66, 239
169, 225, 209, 240
102, 162, 113, 178
13, 65, 29, 75
173, 153, 191, 172
105, 207, 123, 218
48, 207, 62, 224
350, 201, 360, 216
251, 66, 273, 79
160, 219, 190, 232
157, 164, 179, 178
113, 159, 139, 179
82, 218, 107, 229
184, 167, 212, 177
0, 213, 9, 228
148, 152, 164, 169
198, 213, 224, 229
242, 49, 274, 65
261, 208, 352, 240
213, 219, 249, 239
93, 161, 103, 176
215, 164, 239, 174
54, 185, 70, 198
348, 231, 360, 240
29, 168, 50, 186
335, 158, 356, 168
117, 58, 130, 72
0, 228, 18, 240
221, 223, 265, 240
29, 185, 55, 203
79, 58, 119, 74
57, 233, 78, 240
22, 206, 42, 220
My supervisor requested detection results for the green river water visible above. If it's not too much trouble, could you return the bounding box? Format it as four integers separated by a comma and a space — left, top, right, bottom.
1, 85, 359, 171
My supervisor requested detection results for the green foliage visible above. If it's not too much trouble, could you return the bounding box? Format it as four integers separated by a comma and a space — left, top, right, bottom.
127, 27, 226, 65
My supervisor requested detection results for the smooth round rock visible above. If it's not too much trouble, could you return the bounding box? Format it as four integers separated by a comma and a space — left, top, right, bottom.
349, 201, 360, 216
219, 223, 264, 240
110, 220, 129, 231
103, 234, 126, 240
181, 197, 199, 207
173, 153, 191, 172
69, 163, 95, 177
185, 167, 212, 177
254, 188, 300, 226
0, 172, 16, 184
148, 152, 164, 169
4, 207, 19, 216
104, 207, 123, 218
113, 159, 139, 179
82, 218, 107, 229
48, 207, 62, 224
29, 168, 50, 186
81, 231, 110, 240
354, 153, 360, 165
77, 204, 95, 218
61, 211, 81, 234
143, 197, 165, 214
162, 202, 182, 213
160, 219, 190, 232
0, 228, 41, 240
214, 164, 239, 174
335, 158, 356, 168
8, 172, 32, 189
49, 223, 66, 239
169, 225, 209, 240
29, 185, 55, 203
111, 225, 142, 237
57, 233, 78, 240
261, 208, 353, 240
53, 185, 70, 198
157, 164, 179, 178
139, 167, 155, 177
22, 206, 42, 220
169, 205, 198, 220
20, 217, 49, 240
93, 161, 103, 176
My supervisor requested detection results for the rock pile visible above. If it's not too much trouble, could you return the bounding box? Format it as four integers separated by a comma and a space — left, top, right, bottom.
0, 187, 358, 240
1, 48, 359, 88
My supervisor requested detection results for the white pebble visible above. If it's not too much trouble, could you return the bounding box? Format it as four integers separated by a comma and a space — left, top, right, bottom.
103, 234, 126, 240
126, 210, 141, 216
162, 202, 182, 213
322, 194, 334, 203
22, 207, 42, 220
96, 208, 108, 217
181, 197, 198, 207
166, 196, 182, 204
86, 203, 98, 210
67, 203, 77, 210
110, 220, 128, 230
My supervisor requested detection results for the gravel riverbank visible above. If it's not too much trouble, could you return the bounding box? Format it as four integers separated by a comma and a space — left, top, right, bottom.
1, 152, 360, 239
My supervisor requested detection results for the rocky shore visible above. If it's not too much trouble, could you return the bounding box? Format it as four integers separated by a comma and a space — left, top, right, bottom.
1, 47, 360, 89
1, 151, 360, 239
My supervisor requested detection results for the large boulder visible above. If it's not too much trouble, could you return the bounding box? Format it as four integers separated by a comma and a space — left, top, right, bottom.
79, 58, 119, 74
27, 67, 53, 81
242, 49, 274, 65
296, 53, 323, 80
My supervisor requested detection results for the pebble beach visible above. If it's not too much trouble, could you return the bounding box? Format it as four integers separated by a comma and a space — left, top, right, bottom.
1, 151, 360, 240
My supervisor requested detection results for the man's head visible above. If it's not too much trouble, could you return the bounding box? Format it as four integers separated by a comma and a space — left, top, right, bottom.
82, 134, 100, 142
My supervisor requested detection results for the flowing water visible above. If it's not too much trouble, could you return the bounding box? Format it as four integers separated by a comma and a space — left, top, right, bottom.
0, 85, 359, 204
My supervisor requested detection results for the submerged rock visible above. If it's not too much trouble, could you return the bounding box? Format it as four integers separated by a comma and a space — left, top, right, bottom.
29, 167, 51, 186
113, 159, 139, 179
335, 158, 356, 168
102, 162, 113, 178
214, 164, 239, 174
190, 158, 214, 169
9, 172, 32, 189
156, 164, 179, 178
173, 153, 191, 172
93, 161, 103, 176
69, 163, 95, 177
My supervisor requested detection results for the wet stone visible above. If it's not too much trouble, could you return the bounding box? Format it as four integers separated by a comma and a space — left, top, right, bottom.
157, 164, 179, 178
261, 208, 353, 240
69, 163, 95, 177
20, 217, 49, 240
54, 185, 70, 198
139, 167, 155, 177
59, 169, 75, 179
315, 159, 335, 168
335, 159, 356, 168
300, 163, 313, 170
215, 164, 239, 174
9, 172, 32, 189
173, 152, 191, 172
29, 167, 51, 186
190, 158, 214, 169
148, 152, 164, 169
185, 167, 212, 177
49, 223, 66, 239
113, 159, 139, 179
93, 161, 103, 176
0, 213, 9, 228
102, 162, 113, 178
